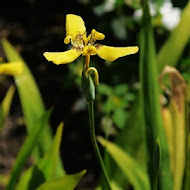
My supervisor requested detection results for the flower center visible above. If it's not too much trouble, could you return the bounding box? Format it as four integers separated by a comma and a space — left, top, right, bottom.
65, 29, 105, 54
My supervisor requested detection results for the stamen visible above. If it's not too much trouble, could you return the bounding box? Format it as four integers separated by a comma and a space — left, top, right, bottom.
78, 43, 84, 49
88, 35, 96, 46
92, 29, 105, 40
71, 33, 85, 50
73, 41, 78, 47
64, 35, 72, 44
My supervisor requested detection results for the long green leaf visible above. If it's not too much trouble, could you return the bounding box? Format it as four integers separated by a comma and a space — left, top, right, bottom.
2, 85, 15, 118
15, 122, 64, 190
1, 39, 51, 159
36, 170, 86, 190
15, 166, 45, 190
98, 136, 150, 190
157, 1, 190, 73
1, 39, 65, 176
0, 85, 15, 130
37, 122, 64, 180
6, 109, 52, 190
140, 1, 172, 189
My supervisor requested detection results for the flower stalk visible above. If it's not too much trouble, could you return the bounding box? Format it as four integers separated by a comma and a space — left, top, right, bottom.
81, 56, 111, 189
88, 101, 112, 190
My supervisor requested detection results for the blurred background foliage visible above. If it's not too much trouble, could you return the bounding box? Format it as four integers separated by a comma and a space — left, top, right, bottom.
0, 0, 190, 189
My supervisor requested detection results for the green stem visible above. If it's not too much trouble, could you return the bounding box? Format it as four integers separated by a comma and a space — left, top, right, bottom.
88, 101, 112, 190
153, 171, 158, 190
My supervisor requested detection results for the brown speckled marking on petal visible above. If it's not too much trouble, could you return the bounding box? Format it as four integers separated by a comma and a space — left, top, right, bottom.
94, 44, 103, 50
87, 48, 93, 54
72, 46, 83, 52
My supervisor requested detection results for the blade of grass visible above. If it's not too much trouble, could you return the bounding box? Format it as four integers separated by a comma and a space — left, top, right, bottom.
36, 170, 86, 190
0, 85, 15, 131
15, 122, 64, 190
2, 85, 15, 118
139, 1, 172, 189
37, 122, 64, 180
6, 109, 52, 190
98, 136, 150, 190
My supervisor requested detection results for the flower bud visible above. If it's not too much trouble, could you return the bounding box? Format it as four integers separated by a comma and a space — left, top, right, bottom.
81, 71, 95, 102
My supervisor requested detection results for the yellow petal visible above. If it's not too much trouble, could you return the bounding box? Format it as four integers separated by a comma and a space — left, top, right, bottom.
65, 14, 86, 38
0, 62, 23, 75
96, 45, 139, 61
43, 49, 81, 65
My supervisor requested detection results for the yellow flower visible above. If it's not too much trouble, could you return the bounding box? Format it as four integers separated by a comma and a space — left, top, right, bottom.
43, 14, 139, 65
0, 62, 23, 76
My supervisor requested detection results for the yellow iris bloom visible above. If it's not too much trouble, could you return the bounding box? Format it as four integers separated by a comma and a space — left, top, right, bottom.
43, 14, 139, 65
0, 62, 23, 76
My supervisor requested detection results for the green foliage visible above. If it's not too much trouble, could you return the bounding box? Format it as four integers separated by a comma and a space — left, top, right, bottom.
97, 83, 134, 129
125, 0, 141, 9
8, 118, 85, 190
98, 136, 150, 190
2, 39, 52, 159
6, 109, 52, 190
108, 96, 145, 188
15, 122, 64, 189
153, 138, 161, 190
0, 85, 15, 130
37, 122, 64, 181
139, 1, 172, 189
2, 39, 65, 176
180, 58, 190, 81
107, 1, 190, 189
36, 170, 86, 190
16, 166, 46, 190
